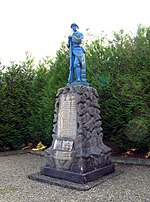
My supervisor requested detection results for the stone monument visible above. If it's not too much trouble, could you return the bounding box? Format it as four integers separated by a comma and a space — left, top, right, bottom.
29, 23, 114, 190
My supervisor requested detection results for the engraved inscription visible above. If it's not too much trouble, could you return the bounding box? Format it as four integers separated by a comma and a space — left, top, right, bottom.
53, 139, 62, 150
54, 151, 72, 160
62, 140, 73, 151
53, 139, 73, 151
57, 94, 77, 139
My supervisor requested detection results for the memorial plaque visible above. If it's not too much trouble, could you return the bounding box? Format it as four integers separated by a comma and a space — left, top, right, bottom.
54, 151, 72, 160
62, 140, 73, 151
53, 139, 63, 150
57, 94, 77, 139
53, 139, 74, 152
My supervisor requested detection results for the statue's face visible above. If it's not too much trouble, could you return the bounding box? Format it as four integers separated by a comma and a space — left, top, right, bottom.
72, 25, 77, 32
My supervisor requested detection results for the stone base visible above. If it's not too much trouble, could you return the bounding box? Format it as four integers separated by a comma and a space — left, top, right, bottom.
29, 167, 119, 191
41, 164, 115, 184
34, 85, 115, 189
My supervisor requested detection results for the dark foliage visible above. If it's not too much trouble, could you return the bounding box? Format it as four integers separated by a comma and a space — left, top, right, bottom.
0, 26, 149, 152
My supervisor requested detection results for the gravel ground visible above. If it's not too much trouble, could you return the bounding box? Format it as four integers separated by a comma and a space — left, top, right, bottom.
0, 153, 150, 202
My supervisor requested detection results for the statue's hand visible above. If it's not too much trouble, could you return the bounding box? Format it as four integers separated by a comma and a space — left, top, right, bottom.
68, 35, 72, 40
67, 43, 70, 48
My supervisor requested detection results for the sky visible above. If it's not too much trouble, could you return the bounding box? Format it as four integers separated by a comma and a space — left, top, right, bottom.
0, 0, 150, 65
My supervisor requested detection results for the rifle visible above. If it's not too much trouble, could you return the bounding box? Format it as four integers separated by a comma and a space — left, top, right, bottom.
68, 37, 74, 83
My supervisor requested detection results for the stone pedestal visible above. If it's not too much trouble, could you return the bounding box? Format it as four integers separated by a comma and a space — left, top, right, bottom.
41, 85, 114, 184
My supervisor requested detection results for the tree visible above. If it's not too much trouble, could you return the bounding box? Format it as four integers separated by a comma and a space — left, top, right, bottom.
0, 53, 35, 149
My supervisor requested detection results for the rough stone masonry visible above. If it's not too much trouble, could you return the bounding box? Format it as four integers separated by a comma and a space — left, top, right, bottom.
41, 85, 114, 184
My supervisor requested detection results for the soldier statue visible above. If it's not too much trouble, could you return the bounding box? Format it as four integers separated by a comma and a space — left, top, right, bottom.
67, 23, 89, 86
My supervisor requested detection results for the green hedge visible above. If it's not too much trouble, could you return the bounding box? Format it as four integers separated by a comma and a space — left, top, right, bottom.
86, 25, 150, 152
0, 54, 35, 149
0, 26, 149, 152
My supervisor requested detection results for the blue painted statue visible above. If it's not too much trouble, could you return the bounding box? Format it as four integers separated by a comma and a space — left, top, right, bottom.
67, 23, 89, 86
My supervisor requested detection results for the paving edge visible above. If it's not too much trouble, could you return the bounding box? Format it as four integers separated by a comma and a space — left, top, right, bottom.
111, 156, 150, 166
0, 149, 30, 156
0, 150, 149, 166
28, 150, 150, 166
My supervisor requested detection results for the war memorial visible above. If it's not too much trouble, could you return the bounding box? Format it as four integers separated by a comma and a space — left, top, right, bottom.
29, 23, 115, 190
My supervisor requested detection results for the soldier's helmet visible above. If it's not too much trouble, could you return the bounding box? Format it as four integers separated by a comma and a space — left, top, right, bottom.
71, 23, 79, 29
